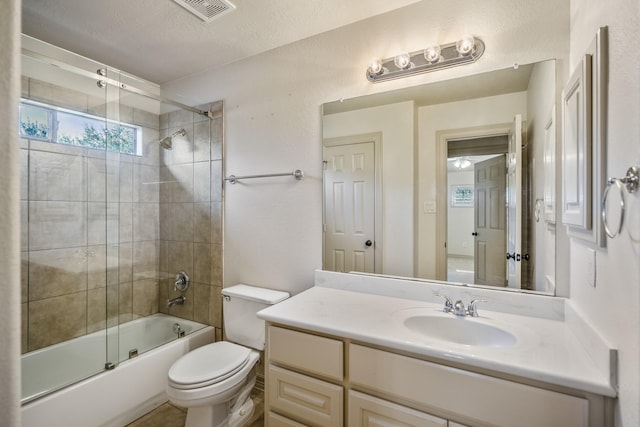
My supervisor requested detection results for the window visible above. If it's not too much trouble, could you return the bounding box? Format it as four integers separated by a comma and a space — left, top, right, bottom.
19, 103, 51, 141
19, 99, 141, 155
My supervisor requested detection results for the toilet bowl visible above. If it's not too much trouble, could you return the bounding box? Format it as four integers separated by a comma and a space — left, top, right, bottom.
165, 284, 289, 427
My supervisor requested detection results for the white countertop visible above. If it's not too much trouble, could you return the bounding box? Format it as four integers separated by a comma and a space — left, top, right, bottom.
258, 286, 617, 397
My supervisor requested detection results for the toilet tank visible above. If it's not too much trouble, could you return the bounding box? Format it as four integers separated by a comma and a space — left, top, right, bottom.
221, 284, 289, 350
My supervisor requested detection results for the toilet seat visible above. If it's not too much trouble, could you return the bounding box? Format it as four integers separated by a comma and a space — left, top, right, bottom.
168, 341, 251, 390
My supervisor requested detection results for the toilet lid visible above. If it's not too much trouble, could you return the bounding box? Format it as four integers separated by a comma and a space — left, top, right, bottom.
168, 341, 252, 389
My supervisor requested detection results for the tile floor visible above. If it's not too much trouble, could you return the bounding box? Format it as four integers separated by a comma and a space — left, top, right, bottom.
126, 393, 264, 427
447, 255, 474, 284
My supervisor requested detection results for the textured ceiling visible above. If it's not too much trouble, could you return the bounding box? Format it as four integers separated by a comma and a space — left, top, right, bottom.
22, 0, 422, 84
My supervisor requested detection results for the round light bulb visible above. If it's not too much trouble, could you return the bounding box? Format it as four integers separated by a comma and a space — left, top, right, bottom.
393, 53, 412, 70
456, 35, 476, 56
423, 45, 442, 63
368, 58, 383, 75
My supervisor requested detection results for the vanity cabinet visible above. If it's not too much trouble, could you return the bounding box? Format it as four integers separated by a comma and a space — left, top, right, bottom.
349, 344, 587, 427
265, 324, 601, 427
266, 326, 344, 426
348, 390, 449, 427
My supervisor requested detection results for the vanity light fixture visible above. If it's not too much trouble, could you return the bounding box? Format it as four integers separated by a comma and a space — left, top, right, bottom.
368, 58, 384, 75
424, 45, 442, 63
394, 52, 412, 70
456, 35, 477, 56
367, 36, 485, 83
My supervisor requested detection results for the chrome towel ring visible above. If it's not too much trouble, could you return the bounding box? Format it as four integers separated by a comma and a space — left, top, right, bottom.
602, 166, 639, 238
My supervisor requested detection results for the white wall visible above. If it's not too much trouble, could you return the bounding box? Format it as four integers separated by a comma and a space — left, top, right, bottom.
568, 0, 640, 426
417, 92, 528, 278
0, 0, 22, 424
164, 0, 569, 295
322, 101, 414, 277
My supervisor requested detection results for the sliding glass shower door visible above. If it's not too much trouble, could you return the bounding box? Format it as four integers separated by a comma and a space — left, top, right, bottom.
20, 49, 121, 403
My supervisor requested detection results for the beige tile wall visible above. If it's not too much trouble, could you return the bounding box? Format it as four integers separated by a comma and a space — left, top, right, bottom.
158, 102, 223, 337
20, 77, 224, 354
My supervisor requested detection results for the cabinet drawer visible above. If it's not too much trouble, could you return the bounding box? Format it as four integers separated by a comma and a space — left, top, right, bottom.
268, 326, 343, 381
268, 365, 343, 427
349, 390, 447, 427
349, 344, 588, 427
267, 411, 307, 427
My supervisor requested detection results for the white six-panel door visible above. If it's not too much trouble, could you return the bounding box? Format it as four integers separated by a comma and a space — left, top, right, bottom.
323, 142, 375, 273
474, 154, 507, 286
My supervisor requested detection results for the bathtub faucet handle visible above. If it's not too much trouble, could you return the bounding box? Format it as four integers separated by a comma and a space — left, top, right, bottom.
174, 271, 189, 292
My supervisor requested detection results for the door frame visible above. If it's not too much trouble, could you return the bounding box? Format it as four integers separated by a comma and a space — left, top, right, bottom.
323, 132, 383, 274
435, 123, 511, 281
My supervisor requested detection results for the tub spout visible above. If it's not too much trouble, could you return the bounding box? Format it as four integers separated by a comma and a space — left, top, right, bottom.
167, 295, 186, 308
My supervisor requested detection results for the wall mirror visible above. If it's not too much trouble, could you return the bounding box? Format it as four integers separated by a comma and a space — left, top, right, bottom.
322, 59, 558, 295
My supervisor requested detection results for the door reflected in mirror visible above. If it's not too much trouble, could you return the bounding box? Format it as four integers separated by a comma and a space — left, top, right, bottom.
322, 60, 557, 295
447, 153, 506, 286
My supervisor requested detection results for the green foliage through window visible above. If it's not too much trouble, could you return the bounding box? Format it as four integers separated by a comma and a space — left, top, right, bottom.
19, 100, 139, 155
20, 117, 49, 139
58, 124, 135, 153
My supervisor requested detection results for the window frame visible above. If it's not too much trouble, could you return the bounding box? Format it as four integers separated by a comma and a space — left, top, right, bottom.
19, 98, 142, 156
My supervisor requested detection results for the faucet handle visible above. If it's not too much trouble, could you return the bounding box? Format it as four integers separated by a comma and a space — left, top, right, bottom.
435, 292, 453, 312
467, 299, 488, 317
174, 271, 189, 292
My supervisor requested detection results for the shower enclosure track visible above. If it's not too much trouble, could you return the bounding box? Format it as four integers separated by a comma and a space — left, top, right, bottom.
22, 48, 217, 118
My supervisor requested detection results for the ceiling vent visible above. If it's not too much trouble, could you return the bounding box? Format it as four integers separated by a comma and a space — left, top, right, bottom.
173, 0, 236, 23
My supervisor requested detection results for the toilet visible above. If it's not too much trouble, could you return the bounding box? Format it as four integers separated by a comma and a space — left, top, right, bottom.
166, 284, 289, 427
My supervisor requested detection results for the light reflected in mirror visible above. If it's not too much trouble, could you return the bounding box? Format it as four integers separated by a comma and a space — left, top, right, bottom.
322, 60, 557, 295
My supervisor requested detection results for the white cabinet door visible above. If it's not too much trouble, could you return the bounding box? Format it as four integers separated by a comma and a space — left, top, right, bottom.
349, 390, 447, 427
267, 411, 307, 427
349, 344, 589, 427
562, 56, 592, 229
268, 326, 343, 381
268, 365, 343, 427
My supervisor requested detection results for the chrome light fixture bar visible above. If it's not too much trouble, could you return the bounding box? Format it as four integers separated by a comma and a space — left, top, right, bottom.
367, 36, 485, 83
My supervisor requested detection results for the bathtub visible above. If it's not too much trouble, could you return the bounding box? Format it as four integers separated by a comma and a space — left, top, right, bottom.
21, 313, 215, 427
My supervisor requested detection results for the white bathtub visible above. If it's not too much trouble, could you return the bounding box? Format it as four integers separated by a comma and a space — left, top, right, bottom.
21, 313, 215, 427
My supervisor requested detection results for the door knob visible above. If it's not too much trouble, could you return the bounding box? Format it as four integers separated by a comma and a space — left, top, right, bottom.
365, 240, 373, 247
472, 232, 478, 236
506, 252, 515, 260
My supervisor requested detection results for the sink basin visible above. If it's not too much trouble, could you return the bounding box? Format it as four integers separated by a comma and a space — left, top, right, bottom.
403, 314, 518, 347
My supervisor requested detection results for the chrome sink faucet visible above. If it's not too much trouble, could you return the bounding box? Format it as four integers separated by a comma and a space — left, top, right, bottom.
436, 292, 487, 317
